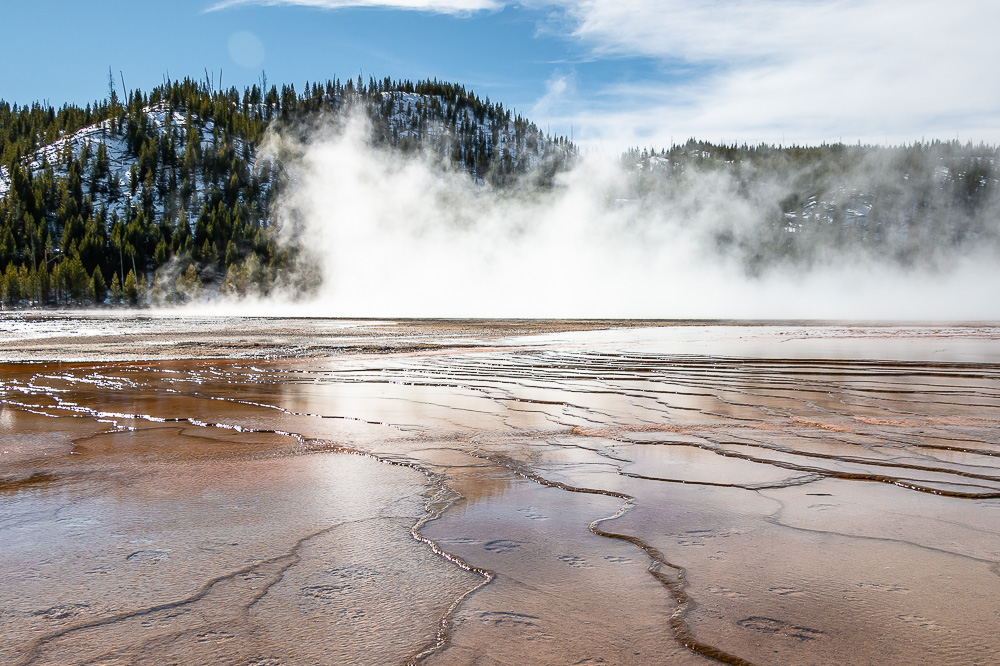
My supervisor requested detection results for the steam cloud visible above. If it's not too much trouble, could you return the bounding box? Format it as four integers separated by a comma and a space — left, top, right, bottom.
257, 115, 1000, 320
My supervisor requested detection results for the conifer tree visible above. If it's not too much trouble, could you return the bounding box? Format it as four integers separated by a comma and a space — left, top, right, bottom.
123, 269, 138, 304
92, 266, 107, 304
63, 254, 89, 302
2, 263, 20, 305
109, 270, 122, 303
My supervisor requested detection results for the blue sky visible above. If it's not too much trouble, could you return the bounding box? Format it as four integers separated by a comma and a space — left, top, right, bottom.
3, 1, 998, 151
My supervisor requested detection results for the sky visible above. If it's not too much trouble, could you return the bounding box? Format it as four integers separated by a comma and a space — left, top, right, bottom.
2, 0, 998, 152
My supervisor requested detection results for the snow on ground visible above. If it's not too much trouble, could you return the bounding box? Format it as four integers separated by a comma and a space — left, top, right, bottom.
0, 102, 259, 232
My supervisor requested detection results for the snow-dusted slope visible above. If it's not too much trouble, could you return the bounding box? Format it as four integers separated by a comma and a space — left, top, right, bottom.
0, 102, 255, 225
373, 91, 566, 178
621, 143, 999, 255
1, 91, 572, 217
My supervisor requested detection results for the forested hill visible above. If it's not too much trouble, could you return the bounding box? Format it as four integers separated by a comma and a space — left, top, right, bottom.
619, 140, 999, 275
0, 76, 576, 307
2, 74, 997, 310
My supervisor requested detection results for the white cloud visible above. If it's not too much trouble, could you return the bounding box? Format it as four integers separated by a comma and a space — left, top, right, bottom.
207, 0, 502, 14
531, 0, 1000, 149
531, 72, 572, 117
207, 0, 1000, 148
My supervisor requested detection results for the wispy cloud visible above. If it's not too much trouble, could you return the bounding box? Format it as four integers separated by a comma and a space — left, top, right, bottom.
532, 0, 1000, 148
531, 71, 572, 117
206, 0, 502, 14
207, 0, 1000, 147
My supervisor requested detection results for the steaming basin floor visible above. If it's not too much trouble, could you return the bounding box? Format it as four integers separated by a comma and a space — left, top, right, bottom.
2, 318, 1000, 665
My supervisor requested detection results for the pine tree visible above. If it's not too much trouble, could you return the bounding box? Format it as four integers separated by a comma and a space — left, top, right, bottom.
110, 271, 122, 303
38, 263, 50, 304
2, 263, 20, 305
92, 266, 107, 304
123, 269, 138, 304
177, 263, 203, 301
63, 254, 89, 302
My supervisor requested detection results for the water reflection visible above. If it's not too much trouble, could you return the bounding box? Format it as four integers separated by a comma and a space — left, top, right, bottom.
2, 321, 1000, 664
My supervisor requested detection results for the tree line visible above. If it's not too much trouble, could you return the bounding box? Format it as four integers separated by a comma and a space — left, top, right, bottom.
0, 74, 574, 308
622, 139, 999, 273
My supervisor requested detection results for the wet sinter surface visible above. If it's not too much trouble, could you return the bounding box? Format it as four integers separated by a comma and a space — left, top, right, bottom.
2, 319, 1000, 665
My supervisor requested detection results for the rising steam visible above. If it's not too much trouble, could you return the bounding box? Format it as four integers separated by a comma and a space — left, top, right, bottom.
258, 114, 1000, 320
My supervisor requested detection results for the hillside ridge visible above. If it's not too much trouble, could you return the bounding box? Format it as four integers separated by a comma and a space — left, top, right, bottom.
0, 76, 575, 307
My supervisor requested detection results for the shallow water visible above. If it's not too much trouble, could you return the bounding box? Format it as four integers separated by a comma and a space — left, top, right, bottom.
2, 318, 1000, 664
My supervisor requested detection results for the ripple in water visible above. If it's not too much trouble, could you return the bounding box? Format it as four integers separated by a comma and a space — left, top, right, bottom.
2, 319, 1000, 665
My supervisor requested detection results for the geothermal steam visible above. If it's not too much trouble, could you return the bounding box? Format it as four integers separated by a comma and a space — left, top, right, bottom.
264, 116, 1000, 320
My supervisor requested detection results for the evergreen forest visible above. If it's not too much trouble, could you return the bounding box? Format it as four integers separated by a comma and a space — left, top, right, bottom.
1, 72, 998, 308
0, 74, 574, 307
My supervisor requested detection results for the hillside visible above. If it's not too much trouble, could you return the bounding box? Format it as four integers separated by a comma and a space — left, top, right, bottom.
620, 140, 999, 275
0, 76, 575, 307
2, 75, 998, 311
